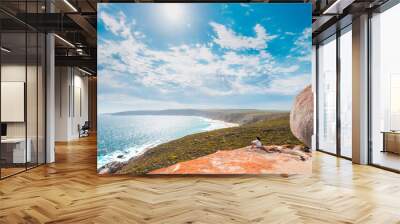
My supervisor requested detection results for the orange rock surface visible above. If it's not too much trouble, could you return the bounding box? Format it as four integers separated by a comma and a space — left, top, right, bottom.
149, 146, 312, 175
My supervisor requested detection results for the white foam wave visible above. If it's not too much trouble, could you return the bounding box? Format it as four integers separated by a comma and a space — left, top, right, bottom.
201, 118, 239, 131
97, 140, 163, 168
98, 116, 239, 168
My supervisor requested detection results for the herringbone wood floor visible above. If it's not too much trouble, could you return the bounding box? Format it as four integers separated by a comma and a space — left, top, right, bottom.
1, 135, 400, 224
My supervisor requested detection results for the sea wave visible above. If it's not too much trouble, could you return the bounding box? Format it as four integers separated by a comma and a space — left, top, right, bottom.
97, 140, 163, 168
97, 116, 239, 168
201, 118, 239, 131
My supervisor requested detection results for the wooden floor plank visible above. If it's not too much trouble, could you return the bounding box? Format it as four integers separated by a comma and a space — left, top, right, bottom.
0, 135, 399, 223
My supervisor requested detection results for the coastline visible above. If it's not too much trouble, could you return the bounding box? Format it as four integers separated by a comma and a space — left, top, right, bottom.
101, 114, 300, 175
201, 117, 239, 131
97, 116, 239, 171
110, 114, 300, 175
97, 141, 162, 168
109, 109, 288, 126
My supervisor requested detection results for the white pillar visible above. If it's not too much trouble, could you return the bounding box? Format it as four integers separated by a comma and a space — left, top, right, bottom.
352, 14, 369, 164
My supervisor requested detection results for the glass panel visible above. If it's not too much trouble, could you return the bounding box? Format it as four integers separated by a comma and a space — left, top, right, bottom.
371, 4, 400, 171
318, 36, 337, 154
26, 0, 39, 169
340, 28, 352, 158
1, 31, 27, 177
27, 31, 38, 169
38, 32, 45, 165
0, 0, 46, 178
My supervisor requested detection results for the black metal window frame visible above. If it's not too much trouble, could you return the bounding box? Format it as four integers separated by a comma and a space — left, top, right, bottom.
314, 20, 353, 161
0, 0, 48, 180
315, 0, 400, 173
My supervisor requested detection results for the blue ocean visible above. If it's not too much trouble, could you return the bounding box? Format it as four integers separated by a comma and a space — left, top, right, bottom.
97, 115, 237, 168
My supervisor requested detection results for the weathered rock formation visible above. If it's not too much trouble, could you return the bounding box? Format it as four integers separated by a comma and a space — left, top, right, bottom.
98, 161, 127, 174
290, 85, 314, 148
149, 145, 311, 175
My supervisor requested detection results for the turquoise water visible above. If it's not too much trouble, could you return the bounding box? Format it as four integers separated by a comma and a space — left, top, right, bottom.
97, 115, 236, 168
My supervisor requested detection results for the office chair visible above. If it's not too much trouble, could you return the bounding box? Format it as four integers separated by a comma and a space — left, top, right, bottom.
79, 121, 90, 138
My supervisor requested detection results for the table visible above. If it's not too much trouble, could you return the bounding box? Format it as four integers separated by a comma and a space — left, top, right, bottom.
381, 131, 400, 154
1, 138, 31, 163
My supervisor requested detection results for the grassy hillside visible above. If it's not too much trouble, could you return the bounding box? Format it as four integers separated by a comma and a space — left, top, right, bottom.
117, 113, 301, 175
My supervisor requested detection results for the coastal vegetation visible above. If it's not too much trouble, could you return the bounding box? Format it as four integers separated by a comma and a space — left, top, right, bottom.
116, 112, 302, 175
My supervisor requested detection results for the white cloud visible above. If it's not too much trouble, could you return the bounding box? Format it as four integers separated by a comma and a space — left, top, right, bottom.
98, 93, 223, 113
209, 22, 276, 50
98, 3, 109, 10
99, 11, 134, 38
263, 74, 310, 95
211, 73, 310, 96
98, 72, 128, 89
272, 65, 300, 73
297, 54, 311, 62
291, 27, 312, 62
240, 3, 254, 16
293, 27, 311, 51
98, 11, 308, 99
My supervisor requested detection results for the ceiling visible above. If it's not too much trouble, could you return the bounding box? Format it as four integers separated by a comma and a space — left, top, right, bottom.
0, 0, 394, 74
0, 0, 97, 74
311, 0, 391, 43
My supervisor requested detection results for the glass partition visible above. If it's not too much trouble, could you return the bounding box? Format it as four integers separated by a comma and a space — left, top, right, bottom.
27, 31, 38, 169
1, 31, 28, 177
38, 32, 46, 165
0, 1, 46, 179
317, 35, 337, 154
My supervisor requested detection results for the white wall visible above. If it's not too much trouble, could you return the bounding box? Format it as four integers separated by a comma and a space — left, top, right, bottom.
55, 66, 70, 141
55, 67, 89, 141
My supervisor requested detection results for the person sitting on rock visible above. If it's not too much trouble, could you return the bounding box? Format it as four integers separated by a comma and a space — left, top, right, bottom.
262, 145, 307, 161
251, 137, 263, 150
250, 138, 307, 161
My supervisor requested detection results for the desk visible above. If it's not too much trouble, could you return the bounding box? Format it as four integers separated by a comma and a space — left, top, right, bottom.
1, 138, 31, 163
382, 131, 400, 154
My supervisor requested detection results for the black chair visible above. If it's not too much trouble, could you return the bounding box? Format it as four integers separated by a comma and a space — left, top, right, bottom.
79, 121, 90, 138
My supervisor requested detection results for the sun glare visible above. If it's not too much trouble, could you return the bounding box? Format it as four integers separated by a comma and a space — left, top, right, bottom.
160, 3, 185, 24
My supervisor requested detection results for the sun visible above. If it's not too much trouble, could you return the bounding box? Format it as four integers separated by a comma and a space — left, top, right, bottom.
160, 3, 186, 24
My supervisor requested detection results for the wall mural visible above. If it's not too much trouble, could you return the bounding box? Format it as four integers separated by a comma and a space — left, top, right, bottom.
97, 3, 312, 175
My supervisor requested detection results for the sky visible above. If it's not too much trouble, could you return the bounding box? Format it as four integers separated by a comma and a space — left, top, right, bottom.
98, 3, 311, 113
